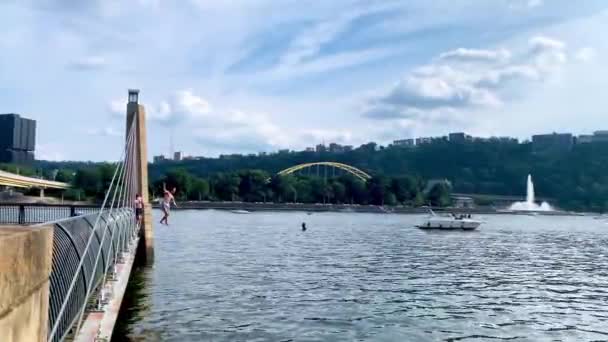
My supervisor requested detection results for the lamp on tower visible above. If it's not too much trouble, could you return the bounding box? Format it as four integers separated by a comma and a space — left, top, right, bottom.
128, 89, 140, 104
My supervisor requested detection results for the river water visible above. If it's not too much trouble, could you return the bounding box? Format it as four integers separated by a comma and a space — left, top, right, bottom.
114, 210, 608, 342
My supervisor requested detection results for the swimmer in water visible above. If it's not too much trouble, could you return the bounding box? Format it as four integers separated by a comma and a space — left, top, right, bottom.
160, 184, 177, 225
302, 222, 307, 231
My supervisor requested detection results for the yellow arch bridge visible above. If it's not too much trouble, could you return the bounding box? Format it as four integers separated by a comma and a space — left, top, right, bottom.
277, 162, 372, 182
0, 169, 70, 190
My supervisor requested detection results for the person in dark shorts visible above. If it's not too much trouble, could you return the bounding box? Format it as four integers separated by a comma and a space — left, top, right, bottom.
134, 193, 144, 225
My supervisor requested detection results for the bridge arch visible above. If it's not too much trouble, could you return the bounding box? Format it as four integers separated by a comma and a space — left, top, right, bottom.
277, 162, 372, 182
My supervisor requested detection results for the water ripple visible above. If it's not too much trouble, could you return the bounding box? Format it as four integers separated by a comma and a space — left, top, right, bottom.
114, 211, 608, 342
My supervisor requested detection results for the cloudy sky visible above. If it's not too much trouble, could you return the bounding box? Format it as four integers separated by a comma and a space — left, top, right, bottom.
1, 0, 607, 161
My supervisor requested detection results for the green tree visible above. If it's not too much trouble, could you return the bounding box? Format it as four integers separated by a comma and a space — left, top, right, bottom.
238, 170, 270, 202
391, 176, 420, 203
368, 176, 389, 205
270, 175, 296, 203
74, 168, 102, 198
331, 181, 346, 203
55, 169, 75, 183
189, 178, 210, 201
427, 183, 452, 207
212, 173, 241, 201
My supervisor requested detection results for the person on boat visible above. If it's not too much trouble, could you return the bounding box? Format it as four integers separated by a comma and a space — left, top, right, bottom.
134, 193, 144, 225
160, 184, 177, 225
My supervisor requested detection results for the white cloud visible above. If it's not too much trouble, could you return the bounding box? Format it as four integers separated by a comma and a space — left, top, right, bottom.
168, 89, 211, 122
67, 56, 107, 70
575, 47, 597, 62
37, 143, 67, 161
144, 90, 288, 152
364, 36, 570, 122
508, 0, 543, 10
137, 89, 359, 154
87, 126, 121, 137
106, 90, 209, 125
300, 129, 353, 145
107, 100, 125, 119
269, 2, 402, 79
529, 36, 566, 53
269, 47, 398, 79
438, 48, 511, 63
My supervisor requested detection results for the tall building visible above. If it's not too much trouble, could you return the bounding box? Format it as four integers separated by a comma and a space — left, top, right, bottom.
532, 133, 573, 153
448, 132, 467, 143
0, 113, 36, 163
393, 139, 415, 147
173, 151, 182, 161
153, 155, 167, 163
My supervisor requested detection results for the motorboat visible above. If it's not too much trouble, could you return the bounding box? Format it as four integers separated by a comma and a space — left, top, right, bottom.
230, 209, 251, 214
417, 210, 482, 230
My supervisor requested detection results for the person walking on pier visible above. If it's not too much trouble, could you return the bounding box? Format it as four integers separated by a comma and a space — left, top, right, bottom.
160, 184, 177, 225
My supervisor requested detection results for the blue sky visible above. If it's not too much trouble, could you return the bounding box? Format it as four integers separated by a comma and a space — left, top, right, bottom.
1, 0, 607, 161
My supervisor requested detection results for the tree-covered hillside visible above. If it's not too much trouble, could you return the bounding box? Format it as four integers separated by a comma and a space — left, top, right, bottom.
9, 139, 608, 211
147, 140, 608, 211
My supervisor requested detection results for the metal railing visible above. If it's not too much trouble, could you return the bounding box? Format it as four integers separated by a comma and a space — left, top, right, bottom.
42, 209, 139, 342
0, 203, 100, 225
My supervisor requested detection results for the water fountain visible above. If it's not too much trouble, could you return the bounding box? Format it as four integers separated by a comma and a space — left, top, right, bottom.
508, 174, 553, 211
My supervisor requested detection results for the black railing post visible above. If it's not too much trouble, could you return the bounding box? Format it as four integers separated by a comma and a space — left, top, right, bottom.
18, 205, 25, 225
70, 206, 76, 217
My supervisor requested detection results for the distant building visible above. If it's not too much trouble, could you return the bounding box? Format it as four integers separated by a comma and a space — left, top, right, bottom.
0, 113, 36, 163
328, 143, 342, 153
448, 132, 466, 143
393, 139, 415, 147
305, 147, 315, 152
473, 137, 490, 143
452, 196, 475, 209
315, 144, 327, 153
577, 134, 593, 144
532, 133, 573, 153
496, 136, 518, 144
328, 143, 350, 153
153, 155, 167, 163
415, 137, 433, 145
173, 151, 182, 161
219, 154, 242, 159
593, 130, 608, 143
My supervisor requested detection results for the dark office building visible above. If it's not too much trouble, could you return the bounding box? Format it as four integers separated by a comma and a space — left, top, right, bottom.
531, 132, 573, 153
449, 132, 466, 143
0, 113, 36, 163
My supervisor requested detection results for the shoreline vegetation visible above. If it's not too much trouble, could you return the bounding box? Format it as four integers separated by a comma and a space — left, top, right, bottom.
5, 138, 608, 212
150, 201, 581, 216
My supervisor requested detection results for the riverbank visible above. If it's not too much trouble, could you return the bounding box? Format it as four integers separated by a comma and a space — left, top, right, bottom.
154, 201, 582, 216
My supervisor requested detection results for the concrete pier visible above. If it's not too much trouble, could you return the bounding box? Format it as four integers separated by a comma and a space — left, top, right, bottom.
0, 226, 53, 342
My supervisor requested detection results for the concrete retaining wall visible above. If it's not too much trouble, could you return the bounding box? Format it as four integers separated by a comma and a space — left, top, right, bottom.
0, 225, 53, 342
